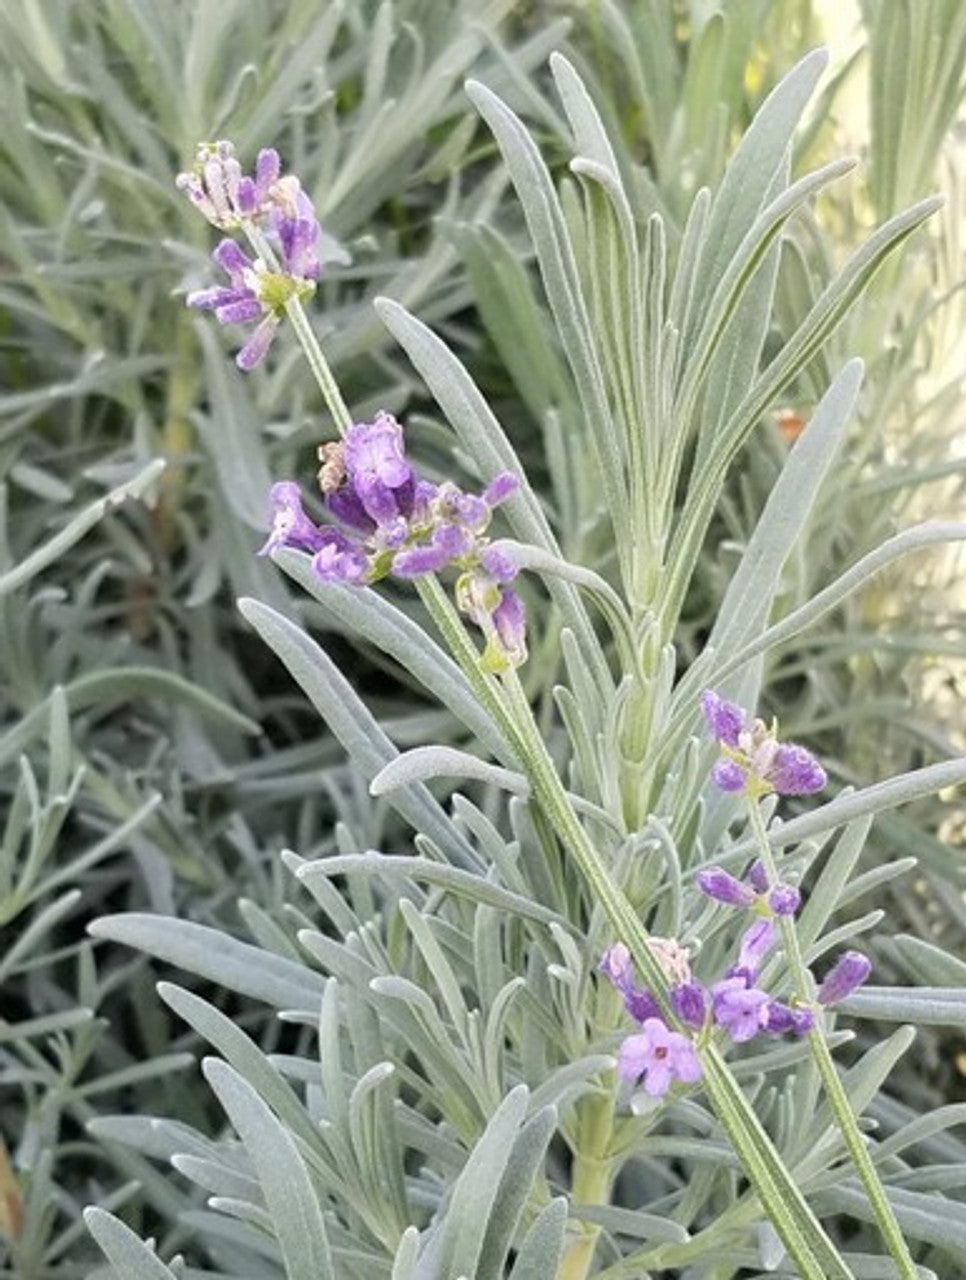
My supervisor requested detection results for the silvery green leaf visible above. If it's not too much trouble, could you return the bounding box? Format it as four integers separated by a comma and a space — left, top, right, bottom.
506, 1198, 568, 1280
238, 596, 481, 870
157, 983, 322, 1149
296, 853, 564, 927
275, 549, 511, 763
371, 747, 529, 798
203, 1058, 335, 1280
0, 459, 164, 596
475, 1105, 558, 1280
88, 914, 325, 1011
843, 987, 966, 1026
84, 1208, 179, 1280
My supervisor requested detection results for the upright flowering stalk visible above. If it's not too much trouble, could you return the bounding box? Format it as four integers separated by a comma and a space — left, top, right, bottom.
178, 141, 322, 372
699, 692, 914, 1278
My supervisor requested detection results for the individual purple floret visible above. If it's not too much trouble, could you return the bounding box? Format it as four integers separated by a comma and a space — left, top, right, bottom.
671, 981, 709, 1030
763, 1002, 814, 1036
700, 690, 745, 747
696, 867, 757, 909
618, 1017, 702, 1097
262, 415, 526, 669
711, 977, 771, 1043
768, 883, 801, 916
599, 942, 634, 991
817, 951, 872, 1006
700, 689, 827, 799
258, 482, 327, 556
770, 744, 828, 797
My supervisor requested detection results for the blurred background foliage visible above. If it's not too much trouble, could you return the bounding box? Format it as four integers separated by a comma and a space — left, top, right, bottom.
0, 0, 964, 1275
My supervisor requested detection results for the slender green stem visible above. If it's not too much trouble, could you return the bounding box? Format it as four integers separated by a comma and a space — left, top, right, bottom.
284, 294, 353, 435
746, 799, 917, 1280
557, 1080, 618, 1280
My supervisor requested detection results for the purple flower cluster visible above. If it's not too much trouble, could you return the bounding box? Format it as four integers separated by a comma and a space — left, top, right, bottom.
701, 690, 827, 798
178, 142, 321, 370
601, 929, 808, 1098
261, 413, 527, 670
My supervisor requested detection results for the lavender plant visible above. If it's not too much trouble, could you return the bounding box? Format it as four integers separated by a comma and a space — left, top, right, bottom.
80, 36, 966, 1280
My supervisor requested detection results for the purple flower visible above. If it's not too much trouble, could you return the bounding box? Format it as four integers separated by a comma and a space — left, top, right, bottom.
176, 141, 316, 242
671, 981, 709, 1030
696, 867, 757, 909
700, 689, 826, 798
343, 414, 414, 525
180, 142, 322, 370
768, 883, 801, 917
711, 978, 771, 1043
747, 860, 769, 893
311, 530, 369, 584
258, 482, 326, 556
737, 918, 776, 973
770, 744, 828, 796
261, 415, 526, 662
618, 1018, 702, 1097
599, 943, 633, 991
186, 235, 314, 370
817, 951, 872, 1006
763, 1002, 814, 1036
701, 690, 745, 747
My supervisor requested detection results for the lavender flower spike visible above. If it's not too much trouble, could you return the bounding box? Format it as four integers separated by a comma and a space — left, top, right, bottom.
817, 951, 872, 1006
618, 1018, 702, 1096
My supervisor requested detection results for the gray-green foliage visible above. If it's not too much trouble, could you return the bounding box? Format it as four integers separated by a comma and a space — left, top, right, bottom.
0, 0, 567, 1273
3, 2, 966, 1279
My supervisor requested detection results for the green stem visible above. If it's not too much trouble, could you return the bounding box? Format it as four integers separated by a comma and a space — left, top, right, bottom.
746, 799, 917, 1280
557, 1081, 618, 1280
284, 293, 353, 435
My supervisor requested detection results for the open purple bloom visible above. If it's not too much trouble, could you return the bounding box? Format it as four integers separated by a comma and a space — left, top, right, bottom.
258, 482, 326, 556
700, 689, 826, 798
618, 1018, 702, 1096
311, 530, 369, 584
817, 951, 872, 1006
712, 977, 771, 1043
